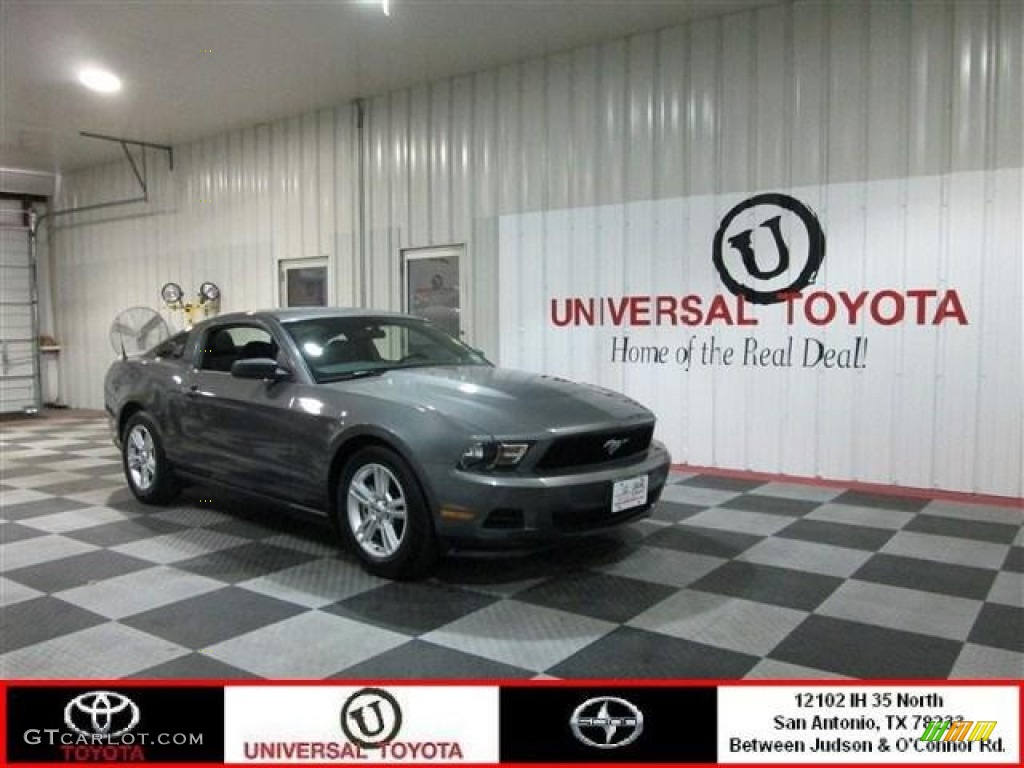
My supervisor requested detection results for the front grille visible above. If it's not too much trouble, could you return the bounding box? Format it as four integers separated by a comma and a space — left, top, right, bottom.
535, 424, 654, 472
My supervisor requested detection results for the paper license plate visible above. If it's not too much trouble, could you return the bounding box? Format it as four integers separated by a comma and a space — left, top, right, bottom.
611, 475, 648, 513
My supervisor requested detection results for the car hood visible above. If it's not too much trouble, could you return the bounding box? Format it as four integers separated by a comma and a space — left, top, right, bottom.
327, 365, 654, 436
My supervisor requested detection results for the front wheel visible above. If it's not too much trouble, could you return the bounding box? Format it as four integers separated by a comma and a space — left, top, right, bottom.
337, 446, 438, 579
121, 412, 180, 505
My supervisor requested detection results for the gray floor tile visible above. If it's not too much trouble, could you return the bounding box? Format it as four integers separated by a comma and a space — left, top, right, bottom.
629, 589, 807, 656
549, 626, 759, 678
112, 529, 251, 564
681, 475, 764, 492
682, 508, 794, 537
949, 643, 1024, 679
659, 484, 740, 508
64, 516, 191, 547
690, 561, 842, 611
739, 537, 872, 578
596, 545, 726, 588
0, 535, 98, 571
747, 482, 843, 503
770, 616, 962, 678
204, 611, 408, 678
0, 576, 43, 607
423, 601, 616, 672
19, 505, 131, 534
238, 558, 387, 608
923, 500, 1023, 526
325, 581, 494, 635
55, 565, 224, 619
882, 531, 1010, 570
32, 477, 119, 496
806, 503, 914, 531
0, 622, 188, 678
336, 639, 534, 679
986, 571, 1023, 607
649, 500, 705, 523
121, 587, 306, 648
3, 470, 88, 489
816, 580, 982, 642
853, 554, 997, 600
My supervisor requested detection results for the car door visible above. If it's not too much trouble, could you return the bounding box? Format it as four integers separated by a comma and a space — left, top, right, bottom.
177, 321, 324, 506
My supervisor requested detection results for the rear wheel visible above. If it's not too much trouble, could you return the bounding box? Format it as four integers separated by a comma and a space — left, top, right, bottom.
337, 446, 438, 579
122, 412, 180, 505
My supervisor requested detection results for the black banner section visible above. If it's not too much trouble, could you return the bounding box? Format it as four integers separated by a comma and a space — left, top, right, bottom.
500, 685, 717, 763
7, 686, 223, 763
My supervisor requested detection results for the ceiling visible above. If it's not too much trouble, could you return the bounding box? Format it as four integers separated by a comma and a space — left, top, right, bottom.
2, 0, 774, 177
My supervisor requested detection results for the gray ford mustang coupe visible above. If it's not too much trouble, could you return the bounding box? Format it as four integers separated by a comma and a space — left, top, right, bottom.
104, 308, 671, 578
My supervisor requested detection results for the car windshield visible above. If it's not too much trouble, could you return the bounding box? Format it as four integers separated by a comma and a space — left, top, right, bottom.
282, 315, 490, 383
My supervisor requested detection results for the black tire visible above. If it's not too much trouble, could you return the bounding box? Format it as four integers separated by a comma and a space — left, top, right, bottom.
121, 412, 180, 505
336, 446, 439, 580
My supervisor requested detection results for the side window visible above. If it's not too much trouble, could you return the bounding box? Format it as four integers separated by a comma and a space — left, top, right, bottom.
199, 325, 277, 373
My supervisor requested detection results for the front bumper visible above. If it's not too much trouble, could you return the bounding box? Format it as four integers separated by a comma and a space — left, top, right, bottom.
429, 441, 671, 547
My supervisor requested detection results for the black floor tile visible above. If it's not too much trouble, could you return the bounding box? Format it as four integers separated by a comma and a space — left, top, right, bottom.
174, 542, 319, 584
64, 517, 190, 547
770, 616, 962, 678
0, 522, 49, 544
548, 626, 759, 678
853, 554, 997, 600
680, 475, 765, 492
777, 519, 895, 551
649, 501, 705, 523
833, 490, 929, 512
967, 603, 1023, 653
325, 582, 492, 635
126, 652, 261, 679
0, 596, 107, 652
0, 497, 91, 521
0, 465, 57, 480
690, 561, 842, 611
1003, 547, 1024, 573
903, 514, 1020, 544
645, 526, 761, 559
336, 639, 534, 679
514, 572, 676, 624
722, 495, 821, 517
121, 587, 305, 648
6, 550, 152, 593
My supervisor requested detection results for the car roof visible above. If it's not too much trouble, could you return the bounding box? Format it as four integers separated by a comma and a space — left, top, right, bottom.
200, 307, 417, 326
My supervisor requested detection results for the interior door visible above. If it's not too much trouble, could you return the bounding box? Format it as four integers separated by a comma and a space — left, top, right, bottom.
0, 204, 40, 414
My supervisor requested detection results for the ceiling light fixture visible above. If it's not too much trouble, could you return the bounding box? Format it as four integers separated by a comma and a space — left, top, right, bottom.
78, 67, 122, 94
381, 0, 390, 16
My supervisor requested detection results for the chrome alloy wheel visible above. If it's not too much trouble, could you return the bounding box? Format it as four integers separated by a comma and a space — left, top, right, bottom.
126, 424, 157, 491
346, 463, 408, 559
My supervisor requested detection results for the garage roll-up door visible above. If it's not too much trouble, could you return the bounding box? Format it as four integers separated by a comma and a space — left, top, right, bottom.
0, 204, 40, 414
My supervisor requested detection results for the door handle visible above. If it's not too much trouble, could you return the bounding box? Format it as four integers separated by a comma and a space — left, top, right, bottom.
185, 384, 200, 397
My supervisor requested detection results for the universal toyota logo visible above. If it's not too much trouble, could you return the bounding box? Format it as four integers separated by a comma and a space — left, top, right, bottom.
570, 696, 643, 749
64, 691, 140, 739
341, 688, 402, 749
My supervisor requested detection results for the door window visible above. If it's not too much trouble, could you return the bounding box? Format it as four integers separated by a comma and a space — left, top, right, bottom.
199, 325, 277, 373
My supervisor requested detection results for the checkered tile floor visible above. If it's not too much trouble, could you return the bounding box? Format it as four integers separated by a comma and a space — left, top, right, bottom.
2, 413, 1021, 680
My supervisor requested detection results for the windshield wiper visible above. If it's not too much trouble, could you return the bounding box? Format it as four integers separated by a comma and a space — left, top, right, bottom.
322, 369, 385, 382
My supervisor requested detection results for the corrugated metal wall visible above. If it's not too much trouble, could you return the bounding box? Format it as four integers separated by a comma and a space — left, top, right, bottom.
51, 0, 1022, 495
53, 108, 359, 408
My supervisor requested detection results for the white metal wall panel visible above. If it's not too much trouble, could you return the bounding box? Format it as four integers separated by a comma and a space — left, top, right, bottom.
51, 108, 359, 409
50, 0, 1021, 496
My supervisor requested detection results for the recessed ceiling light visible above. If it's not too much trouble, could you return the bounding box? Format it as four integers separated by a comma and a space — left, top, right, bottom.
78, 67, 122, 94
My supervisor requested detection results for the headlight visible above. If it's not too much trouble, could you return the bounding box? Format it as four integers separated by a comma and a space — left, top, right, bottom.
459, 441, 531, 470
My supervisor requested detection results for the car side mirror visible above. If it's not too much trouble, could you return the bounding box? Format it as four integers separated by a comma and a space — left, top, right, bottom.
231, 358, 292, 382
